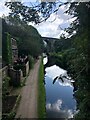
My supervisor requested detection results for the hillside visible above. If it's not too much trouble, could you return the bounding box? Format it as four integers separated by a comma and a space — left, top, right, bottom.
2, 18, 44, 65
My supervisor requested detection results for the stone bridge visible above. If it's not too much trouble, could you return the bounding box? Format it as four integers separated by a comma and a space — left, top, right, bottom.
42, 37, 59, 52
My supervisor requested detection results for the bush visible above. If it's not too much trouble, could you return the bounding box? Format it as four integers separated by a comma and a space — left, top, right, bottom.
2, 77, 10, 99
28, 55, 34, 69
13, 64, 23, 70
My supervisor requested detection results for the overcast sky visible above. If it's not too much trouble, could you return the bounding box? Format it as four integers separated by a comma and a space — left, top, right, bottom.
0, 0, 78, 38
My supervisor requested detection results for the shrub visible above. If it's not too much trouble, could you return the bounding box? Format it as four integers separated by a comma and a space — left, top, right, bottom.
2, 77, 10, 99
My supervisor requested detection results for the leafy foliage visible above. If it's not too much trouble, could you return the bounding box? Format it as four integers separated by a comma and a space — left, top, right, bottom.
6, 33, 13, 64
5, 1, 67, 24
2, 77, 10, 99
2, 18, 44, 62
5, 2, 40, 24
45, 2, 90, 119
53, 2, 90, 119
2, 21, 12, 66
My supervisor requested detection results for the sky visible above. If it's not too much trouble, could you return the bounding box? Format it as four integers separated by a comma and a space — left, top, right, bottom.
30, 5, 76, 38
0, 0, 78, 38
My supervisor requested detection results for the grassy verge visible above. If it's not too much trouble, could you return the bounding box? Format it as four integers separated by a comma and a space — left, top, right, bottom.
38, 58, 46, 118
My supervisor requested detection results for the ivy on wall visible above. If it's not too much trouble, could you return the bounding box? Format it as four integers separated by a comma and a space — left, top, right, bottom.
6, 33, 12, 65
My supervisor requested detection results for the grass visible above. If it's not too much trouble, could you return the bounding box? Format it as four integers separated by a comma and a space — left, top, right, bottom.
38, 58, 46, 118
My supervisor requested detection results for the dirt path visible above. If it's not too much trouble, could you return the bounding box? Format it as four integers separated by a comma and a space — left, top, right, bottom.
15, 58, 41, 118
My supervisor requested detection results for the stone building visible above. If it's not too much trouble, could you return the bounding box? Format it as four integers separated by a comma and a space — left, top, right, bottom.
11, 38, 18, 62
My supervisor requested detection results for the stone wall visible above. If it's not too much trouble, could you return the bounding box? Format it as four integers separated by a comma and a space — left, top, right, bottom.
1, 66, 22, 86
11, 38, 18, 62
22, 61, 29, 77
26, 61, 29, 76
8, 68, 22, 86
1, 60, 30, 86
2, 66, 8, 79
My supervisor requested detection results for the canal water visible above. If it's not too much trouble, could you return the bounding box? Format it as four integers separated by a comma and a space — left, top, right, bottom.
43, 56, 76, 119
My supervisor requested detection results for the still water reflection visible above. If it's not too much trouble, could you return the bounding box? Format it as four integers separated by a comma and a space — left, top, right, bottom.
45, 65, 76, 119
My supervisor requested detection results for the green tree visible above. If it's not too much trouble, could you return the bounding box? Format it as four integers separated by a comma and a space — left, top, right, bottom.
2, 19, 12, 65
2, 19, 44, 59
5, 1, 67, 24
65, 2, 90, 119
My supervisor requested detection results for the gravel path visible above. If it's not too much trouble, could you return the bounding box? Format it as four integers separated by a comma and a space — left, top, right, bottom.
15, 58, 41, 118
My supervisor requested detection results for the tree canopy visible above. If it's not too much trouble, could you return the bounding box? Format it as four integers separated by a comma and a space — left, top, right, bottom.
2, 17, 44, 66
52, 2, 90, 119
5, 1, 67, 24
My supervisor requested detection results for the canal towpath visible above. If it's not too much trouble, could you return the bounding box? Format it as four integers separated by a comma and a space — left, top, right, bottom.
15, 58, 41, 118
